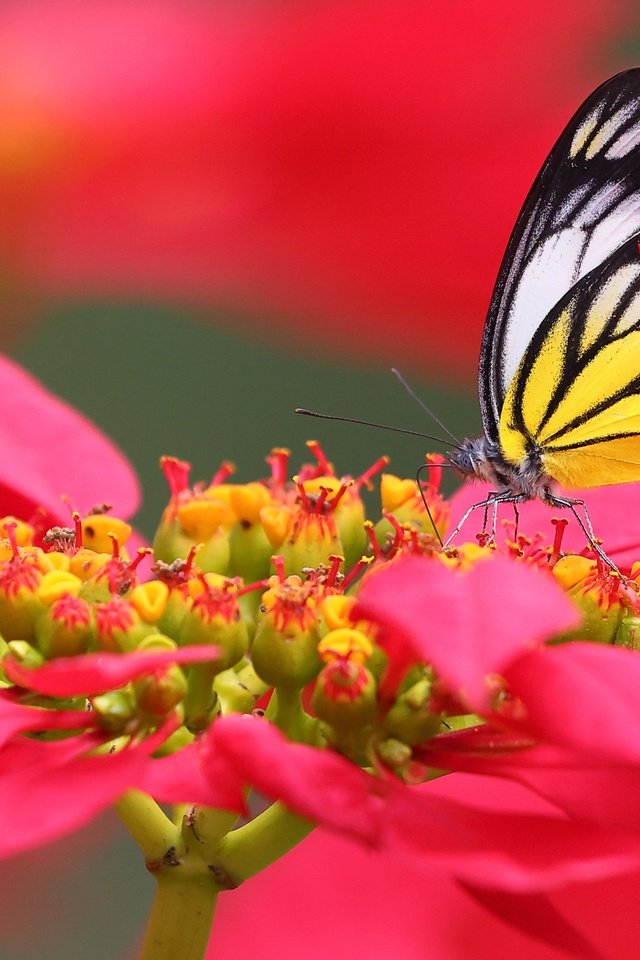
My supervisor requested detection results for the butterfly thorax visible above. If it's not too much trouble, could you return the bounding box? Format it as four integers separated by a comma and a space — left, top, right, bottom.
449, 436, 558, 503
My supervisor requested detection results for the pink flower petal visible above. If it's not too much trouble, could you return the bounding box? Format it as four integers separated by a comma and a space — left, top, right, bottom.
0, 2, 629, 379
505, 642, 640, 763
0, 692, 96, 747
4, 645, 220, 696
141, 740, 245, 811
204, 715, 640, 894
356, 555, 578, 711
462, 885, 605, 960
419, 729, 640, 831
0, 722, 173, 858
0, 355, 139, 523
385, 784, 640, 891
203, 715, 388, 843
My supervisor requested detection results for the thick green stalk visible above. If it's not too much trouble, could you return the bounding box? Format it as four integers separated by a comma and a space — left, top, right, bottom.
138, 873, 218, 960
213, 801, 314, 882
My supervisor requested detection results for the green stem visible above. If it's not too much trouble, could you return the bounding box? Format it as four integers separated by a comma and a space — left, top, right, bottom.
268, 687, 316, 742
214, 801, 315, 882
115, 789, 178, 863
138, 873, 218, 960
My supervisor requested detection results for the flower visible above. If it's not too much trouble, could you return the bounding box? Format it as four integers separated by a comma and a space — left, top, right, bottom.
0, 354, 139, 526
0, 1, 634, 375
6, 427, 640, 960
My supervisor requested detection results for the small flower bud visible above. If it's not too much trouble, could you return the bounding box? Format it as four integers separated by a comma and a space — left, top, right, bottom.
92, 690, 136, 735
312, 658, 377, 730
178, 575, 248, 671
252, 575, 321, 689
7, 640, 44, 670
382, 677, 441, 745
616, 616, 640, 650
35, 594, 94, 658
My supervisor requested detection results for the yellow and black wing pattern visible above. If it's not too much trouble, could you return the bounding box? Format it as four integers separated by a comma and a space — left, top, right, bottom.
480, 68, 640, 478
499, 235, 640, 488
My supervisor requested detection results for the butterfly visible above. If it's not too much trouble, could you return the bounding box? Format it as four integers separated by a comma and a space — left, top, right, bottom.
445, 68, 640, 566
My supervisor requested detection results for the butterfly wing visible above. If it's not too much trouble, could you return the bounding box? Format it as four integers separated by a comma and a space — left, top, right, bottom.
479, 68, 640, 444
499, 234, 640, 488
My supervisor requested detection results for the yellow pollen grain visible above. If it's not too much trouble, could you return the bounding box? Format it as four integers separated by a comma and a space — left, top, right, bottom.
130, 581, 170, 623
320, 594, 357, 629
69, 549, 111, 581
302, 476, 341, 497
37, 570, 82, 605
552, 555, 595, 591
229, 483, 273, 523
0, 517, 34, 546
318, 627, 373, 664
40, 552, 71, 572
380, 474, 416, 511
177, 500, 229, 540
259, 505, 291, 549
82, 516, 132, 553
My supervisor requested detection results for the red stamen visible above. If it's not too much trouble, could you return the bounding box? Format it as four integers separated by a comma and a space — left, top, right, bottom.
271, 555, 287, 582
160, 456, 191, 497
294, 477, 311, 511
355, 455, 390, 491
3, 522, 19, 560
549, 517, 568, 565
236, 578, 270, 597
341, 555, 373, 590
314, 486, 330, 512
128, 547, 153, 574
108, 533, 121, 559
425, 453, 445, 494
266, 448, 291, 486
327, 480, 352, 514
72, 512, 84, 549
210, 461, 236, 486
306, 440, 332, 475
363, 521, 383, 560
325, 555, 343, 589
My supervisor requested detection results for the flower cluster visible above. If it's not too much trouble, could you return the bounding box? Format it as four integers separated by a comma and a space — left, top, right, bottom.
7, 423, 640, 958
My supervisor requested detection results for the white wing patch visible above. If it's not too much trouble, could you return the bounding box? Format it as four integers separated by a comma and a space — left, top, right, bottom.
570, 107, 602, 158
585, 103, 635, 159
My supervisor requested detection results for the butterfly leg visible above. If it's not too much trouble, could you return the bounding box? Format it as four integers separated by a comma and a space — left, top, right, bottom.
443, 492, 505, 548
548, 495, 620, 575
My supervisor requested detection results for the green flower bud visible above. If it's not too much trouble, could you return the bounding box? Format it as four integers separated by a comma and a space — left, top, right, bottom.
214, 660, 270, 714
92, 690, 136, 735
35, 594, 94, 658
312, 659, 377, 730
7, 640, 44, 669
616, 615, 640, 650
382, 677, 441, 745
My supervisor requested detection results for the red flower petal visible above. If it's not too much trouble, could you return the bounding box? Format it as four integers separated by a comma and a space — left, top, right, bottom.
0, 693, 96, 747
203, 715, 388, 843
385, 783, 640, 891
141, 740, 245, 811
0, 720, 176, 858
205, 715, 640, 893
0, 2, 630, 376
0, 355, 139, 524
4, 645, 220, 697
356, 555, 578, 711
504, 642, 640, 764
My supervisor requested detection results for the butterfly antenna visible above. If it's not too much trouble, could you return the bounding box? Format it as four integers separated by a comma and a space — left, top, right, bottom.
416, 462, 443, 547
391, 368, 461, 445
294, 408, 460, 450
